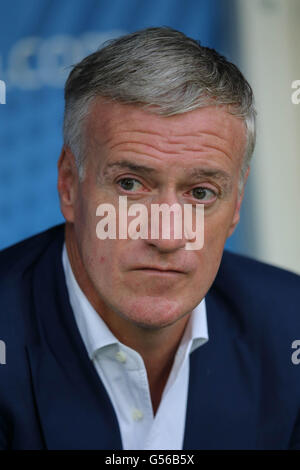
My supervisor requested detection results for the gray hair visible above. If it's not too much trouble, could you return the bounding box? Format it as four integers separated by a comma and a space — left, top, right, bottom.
63, 27, 256, 191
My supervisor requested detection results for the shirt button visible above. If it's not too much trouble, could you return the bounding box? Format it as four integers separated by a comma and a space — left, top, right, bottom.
115, 350, 127, 363
132, 408, 144, 421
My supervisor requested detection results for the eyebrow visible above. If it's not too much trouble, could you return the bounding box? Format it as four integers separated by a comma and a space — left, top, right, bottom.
102, 160, 232, 189
188, 168, 232, 186
102, 160, 156, 177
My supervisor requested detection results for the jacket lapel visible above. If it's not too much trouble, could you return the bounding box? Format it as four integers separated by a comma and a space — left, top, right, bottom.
26, 226, 122, 450
183, 284, 260, 450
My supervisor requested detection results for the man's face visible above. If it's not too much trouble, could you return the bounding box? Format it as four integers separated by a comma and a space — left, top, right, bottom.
59, 99, 247, 329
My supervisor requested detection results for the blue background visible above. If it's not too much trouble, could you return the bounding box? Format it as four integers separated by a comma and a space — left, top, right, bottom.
0, 0, 248, 252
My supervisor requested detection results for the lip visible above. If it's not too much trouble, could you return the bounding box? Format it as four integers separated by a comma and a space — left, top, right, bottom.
133, 267, 186, 274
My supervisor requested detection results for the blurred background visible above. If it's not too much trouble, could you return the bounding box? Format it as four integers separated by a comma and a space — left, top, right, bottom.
0, 0, 299, 274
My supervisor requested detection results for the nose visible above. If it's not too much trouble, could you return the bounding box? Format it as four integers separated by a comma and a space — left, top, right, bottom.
144, 194, 189, 253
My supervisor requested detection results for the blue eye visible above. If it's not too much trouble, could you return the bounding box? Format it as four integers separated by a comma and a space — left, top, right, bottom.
118, 178, 143, 191
192, 187, 216, 201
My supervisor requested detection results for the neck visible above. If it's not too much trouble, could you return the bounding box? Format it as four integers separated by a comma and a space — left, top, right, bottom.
65, 222, 190, 414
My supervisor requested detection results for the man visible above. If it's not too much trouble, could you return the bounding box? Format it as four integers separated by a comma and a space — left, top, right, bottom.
0, 27, 299, 450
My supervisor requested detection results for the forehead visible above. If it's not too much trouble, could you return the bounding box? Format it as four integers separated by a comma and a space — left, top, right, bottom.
85, 98, 246, 165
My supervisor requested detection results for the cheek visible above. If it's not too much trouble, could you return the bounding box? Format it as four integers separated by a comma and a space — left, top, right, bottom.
205, 203, 236, 241
83, 238, 123, 284
200, 207, 234, 266
87, 239, 111, 265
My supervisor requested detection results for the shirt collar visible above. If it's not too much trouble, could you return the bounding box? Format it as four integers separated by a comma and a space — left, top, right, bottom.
62, 242, 209, 360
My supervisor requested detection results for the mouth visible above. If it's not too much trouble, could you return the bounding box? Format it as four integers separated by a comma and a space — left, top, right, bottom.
133, 267, 186, 275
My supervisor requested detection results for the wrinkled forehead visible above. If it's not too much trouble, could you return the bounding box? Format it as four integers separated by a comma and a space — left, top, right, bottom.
85, 97, 247, 165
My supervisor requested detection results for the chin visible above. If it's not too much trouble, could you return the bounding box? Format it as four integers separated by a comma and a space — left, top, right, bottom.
115, 297, 188, 330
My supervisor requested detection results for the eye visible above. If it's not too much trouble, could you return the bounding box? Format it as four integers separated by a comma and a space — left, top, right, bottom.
191, 187, 216, 202
117, 177, 143, 192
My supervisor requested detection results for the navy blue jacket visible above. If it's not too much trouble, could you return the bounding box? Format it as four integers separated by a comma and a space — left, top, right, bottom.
0, 223, 300, 449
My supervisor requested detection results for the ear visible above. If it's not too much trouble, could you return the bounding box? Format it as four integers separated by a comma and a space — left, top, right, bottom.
57, 146, 79, 223
227, 166, 250, 238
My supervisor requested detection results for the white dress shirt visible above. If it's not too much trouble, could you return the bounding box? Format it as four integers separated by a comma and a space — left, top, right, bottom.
62, 243, 209, 450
